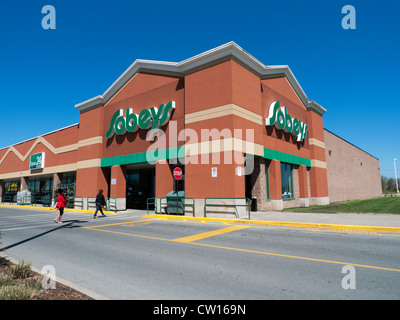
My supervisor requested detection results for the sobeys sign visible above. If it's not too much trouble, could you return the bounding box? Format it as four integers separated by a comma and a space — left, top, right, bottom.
30, 152, 45, 170
106, 101, 175, 139
265, 101, 308, 142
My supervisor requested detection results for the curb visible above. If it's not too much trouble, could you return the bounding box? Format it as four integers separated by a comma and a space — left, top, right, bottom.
0, 203, 117, 215
143, 214, 400, 233
0, 252, 110, 300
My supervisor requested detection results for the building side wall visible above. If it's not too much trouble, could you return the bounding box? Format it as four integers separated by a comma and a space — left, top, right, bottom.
324, 129, 382, 202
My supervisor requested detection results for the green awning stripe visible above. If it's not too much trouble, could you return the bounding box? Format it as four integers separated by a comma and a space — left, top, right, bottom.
263, 148, 311, 167
100, 146, 185, 167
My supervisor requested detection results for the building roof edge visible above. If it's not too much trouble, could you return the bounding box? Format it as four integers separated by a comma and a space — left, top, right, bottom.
75, 42, 322, 113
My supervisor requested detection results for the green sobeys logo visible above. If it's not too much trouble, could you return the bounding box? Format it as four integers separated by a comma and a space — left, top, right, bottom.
265, 101, 308, 142
106, 101, 175, 139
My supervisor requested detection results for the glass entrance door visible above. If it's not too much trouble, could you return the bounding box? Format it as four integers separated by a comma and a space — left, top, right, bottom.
126, 168, 155, 209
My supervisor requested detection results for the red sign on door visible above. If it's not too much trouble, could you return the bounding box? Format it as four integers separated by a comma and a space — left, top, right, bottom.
173, 167, 183, 180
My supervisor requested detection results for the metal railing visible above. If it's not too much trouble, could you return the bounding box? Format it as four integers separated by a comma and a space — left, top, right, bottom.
147, 197, 195, 216
0, 194, 114, 212
87, 197, 117, 212
73, 197, 84, 210
107, 198, 117, 213
32, 195, 52, 207
86, 197, 97, 211
204, 198, 251, 219
2, 195, 16, 204
160, 197, 195, 216
146, 197, 157, 214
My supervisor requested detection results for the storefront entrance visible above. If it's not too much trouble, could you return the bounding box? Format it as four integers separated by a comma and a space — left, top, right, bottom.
126, 165, 155, 209
28, 175, 53, 206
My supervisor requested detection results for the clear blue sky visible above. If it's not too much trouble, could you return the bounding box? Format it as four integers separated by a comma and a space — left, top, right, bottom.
0, 0, 399, 178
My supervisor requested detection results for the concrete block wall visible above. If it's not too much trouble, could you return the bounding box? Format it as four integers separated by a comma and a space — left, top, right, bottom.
324, 129, 382, 203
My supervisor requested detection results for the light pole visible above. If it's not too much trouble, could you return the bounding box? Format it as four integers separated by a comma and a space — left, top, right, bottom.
394, 158, 399, 193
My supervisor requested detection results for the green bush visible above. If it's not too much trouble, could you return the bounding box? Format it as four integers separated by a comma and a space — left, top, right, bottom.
0, 284, 41, 300
0, 272, 12, 286
10, 260, 32, 279
0, 259, 41, 300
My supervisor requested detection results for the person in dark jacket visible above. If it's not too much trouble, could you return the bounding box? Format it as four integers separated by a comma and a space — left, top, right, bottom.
93, 189, 107, 218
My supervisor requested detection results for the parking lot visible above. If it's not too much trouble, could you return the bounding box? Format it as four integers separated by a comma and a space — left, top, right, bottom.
1, 206, 400, 299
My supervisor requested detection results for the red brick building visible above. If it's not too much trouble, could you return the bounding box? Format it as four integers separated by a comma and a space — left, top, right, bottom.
0, 42, 382, 215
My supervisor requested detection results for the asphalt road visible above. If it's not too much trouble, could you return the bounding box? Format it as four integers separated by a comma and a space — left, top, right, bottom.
0, 207, 399, 300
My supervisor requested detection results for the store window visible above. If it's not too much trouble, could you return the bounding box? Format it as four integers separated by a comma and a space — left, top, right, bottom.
28, 177, 53, 206
59, 172, 77, 208
3, 180, 20, 202
61, 172, 76, 186
281, 163, 294, 200
28, 178, 53, 197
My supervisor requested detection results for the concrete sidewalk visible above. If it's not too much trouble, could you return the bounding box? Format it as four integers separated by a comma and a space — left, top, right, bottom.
249, 211, 400, 228
141, 209, 400, 233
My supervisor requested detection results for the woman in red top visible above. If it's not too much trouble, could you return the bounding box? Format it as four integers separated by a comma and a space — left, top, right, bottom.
55, 189, 67, 224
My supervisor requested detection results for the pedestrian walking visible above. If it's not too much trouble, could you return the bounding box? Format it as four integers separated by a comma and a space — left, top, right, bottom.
93, 189, 107, 218
55, 189, 67, 224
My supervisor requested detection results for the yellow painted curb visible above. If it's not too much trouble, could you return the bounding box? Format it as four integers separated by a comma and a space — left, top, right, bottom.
0, 204, 117, 215
143, 214, 400, 233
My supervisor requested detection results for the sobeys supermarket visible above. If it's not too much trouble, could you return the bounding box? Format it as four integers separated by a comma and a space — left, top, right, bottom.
0, 42, 382, 217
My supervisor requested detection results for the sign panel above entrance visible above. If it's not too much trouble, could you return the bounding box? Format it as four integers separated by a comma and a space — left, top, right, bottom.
30, 152, 45, 170
105, 101, 175, 139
